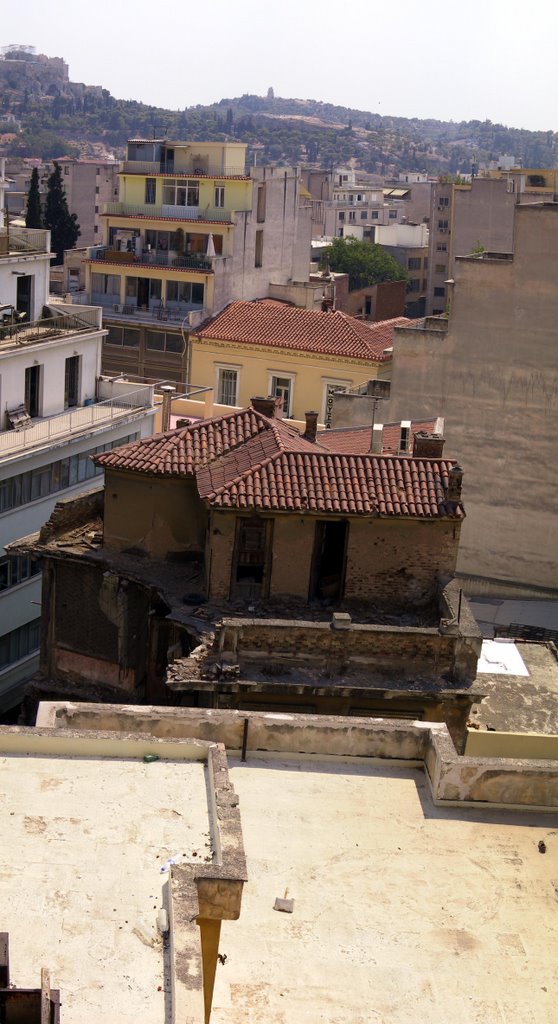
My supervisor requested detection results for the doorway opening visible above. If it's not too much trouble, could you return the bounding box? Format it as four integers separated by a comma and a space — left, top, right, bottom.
24, 365, 41, 418
230, 518, 273, 601
16, 275, 33, 321
310, 520, 348, 601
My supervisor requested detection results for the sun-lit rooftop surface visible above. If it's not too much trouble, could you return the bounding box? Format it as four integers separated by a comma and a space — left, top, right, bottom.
212, 755, 558, 1024
0, 750, 210, 1023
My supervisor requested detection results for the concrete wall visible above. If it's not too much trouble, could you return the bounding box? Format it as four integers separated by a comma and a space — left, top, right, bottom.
0, 251, 51, 322
389, 203, 558, 594
466, 729, 558, 760
104, 470, 207, 558
38, 703, 558, 811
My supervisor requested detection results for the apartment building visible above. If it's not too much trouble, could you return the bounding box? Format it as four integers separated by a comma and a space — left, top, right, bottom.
390, 203, 558, 605
0, 225, 156, 710
369, 222, 429, 317
425, 174, 552, 315
81, 139, 312, 385
302, 167, 402, 239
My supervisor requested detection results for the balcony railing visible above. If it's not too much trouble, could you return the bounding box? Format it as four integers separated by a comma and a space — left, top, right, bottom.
91, 296, 205, 324
89, 246, 214, 271
0, 308, 102, 348
0, 226, 50, 255
121, 160, 248, 178
0, 388, 153, 456
103, 202, 238, 223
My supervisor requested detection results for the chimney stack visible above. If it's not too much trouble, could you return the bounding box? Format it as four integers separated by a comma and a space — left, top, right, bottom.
448, 465, 464, 502
160, 385, 176, 432
251, 395, 284, 418
412, 431, 445, 458
303, 411, 318, 442
370, 422, 383, 454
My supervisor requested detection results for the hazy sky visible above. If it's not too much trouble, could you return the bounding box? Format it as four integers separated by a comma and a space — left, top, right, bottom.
3, 0, 557, 131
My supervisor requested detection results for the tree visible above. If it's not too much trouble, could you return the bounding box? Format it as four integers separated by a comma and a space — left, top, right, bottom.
44, 162, 80, 264
322, 236, 407, 291
25, 167, 42, 228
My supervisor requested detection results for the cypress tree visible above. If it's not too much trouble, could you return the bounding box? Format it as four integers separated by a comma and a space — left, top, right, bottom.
44, 162, 80, 264
25, 167, 43, 228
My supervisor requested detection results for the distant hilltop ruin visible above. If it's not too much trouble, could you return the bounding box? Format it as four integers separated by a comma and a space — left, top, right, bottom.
0, 44, 103, 104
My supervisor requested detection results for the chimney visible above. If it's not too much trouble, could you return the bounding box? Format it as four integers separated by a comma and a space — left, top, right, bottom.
370, 422, 383, 454
160, 385, 175, 431
412, 431, 445, 458
251, 395, 283, 418
303, 410, 318, 442
448, 465, 464, 502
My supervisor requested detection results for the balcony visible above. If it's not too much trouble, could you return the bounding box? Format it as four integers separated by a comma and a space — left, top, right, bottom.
0, 307, 102, 351
0, 386, 154, 457
89, 295, 206, 325
89, 246, 214, 271
121, 160, 248, 178
103, 202, 238, 223
0, 226, 50, 257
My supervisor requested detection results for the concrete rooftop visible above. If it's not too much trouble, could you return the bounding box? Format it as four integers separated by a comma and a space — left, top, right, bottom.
0, 742, 211, 1022
473, 641, 558, 734
212, 755, 558, 1024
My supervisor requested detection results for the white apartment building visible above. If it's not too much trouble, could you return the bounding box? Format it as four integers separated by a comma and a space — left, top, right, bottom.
0, 225, 156, 711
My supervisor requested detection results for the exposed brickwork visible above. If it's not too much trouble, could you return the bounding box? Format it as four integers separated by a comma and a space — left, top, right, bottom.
344, 519, 460, 607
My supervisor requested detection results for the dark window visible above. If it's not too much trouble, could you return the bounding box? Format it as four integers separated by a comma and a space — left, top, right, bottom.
408, 257, 421, 270
0, 554, 40, 592
255, 230, 263, 268
25, 365, 41, 418
0, 618, 41, 670
145, 178, 156, 204
434, 286, 446, 297
64, 355, 80, 409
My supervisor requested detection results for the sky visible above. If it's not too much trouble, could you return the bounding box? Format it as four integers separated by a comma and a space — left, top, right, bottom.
2, 0, 557, 132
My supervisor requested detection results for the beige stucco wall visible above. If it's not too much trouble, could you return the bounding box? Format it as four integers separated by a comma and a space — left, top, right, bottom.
104, 470, 207, 558
207, 510, 460, 606
389, 204, 558, 593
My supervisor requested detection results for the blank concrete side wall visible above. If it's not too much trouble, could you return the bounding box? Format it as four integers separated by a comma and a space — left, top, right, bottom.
389, 205, 558, 591
344, 519, 460, 606
104, 470, 207, 557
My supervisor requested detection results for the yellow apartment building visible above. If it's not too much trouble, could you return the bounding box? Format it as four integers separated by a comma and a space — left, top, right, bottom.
189, 300, 404, 424
82, 139, 312, 384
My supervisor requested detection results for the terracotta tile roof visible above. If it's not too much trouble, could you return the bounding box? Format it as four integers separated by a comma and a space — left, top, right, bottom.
197, 450, 462, 519
94, 407, 269, 476
319, 420, 438, 455
96, 403, 463, 520
194, 301, 409, 360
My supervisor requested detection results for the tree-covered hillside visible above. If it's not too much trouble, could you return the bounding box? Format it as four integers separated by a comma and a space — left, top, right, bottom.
1, 56, 556, 173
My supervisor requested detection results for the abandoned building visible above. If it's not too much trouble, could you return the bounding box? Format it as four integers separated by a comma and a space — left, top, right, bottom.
12, 397, 482, 745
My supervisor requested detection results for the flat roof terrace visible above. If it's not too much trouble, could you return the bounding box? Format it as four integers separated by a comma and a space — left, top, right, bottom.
0, 728, 244, 1023
212, 755, 557, 1024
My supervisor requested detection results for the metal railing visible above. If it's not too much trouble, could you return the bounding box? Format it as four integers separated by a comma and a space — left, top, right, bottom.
0, 308, 102, 347
121, 160, 248, 177
0, 226, 50, 254
0, 388, 153, 455
90, 246, 214, 270
103, 202, 237, 223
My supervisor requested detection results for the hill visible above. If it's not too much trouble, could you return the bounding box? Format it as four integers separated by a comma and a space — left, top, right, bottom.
1, 48, 557, 173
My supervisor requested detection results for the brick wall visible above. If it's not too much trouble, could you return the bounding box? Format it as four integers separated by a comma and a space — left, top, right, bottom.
344, 519, 460, 607
39, 488, 104, 542
207, 512, 461, 608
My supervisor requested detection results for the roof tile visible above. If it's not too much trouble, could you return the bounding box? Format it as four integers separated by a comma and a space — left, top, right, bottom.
194, 300, 410, 360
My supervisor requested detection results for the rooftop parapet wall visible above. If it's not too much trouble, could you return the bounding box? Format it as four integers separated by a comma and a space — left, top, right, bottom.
213, 580, 481, 688
37, 703, 558, 811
